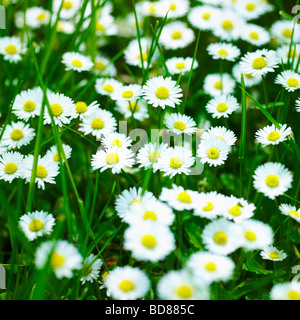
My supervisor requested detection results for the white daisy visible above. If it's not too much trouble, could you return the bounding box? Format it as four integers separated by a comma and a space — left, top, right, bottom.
206, 94, 239, 119
0, 36, 27, 63
207, 42, 241, 62
80, 254, 103, 285
25, 7, 50, 28
166, 57, 198, 75
157, 146, 195, 178
277, 44, 300, 65
232, 63, 262, 87
0, 151, 24, 183
12, 87, 43, 121
157, 0, 190, 19
101, 133, 132, 149
111, 84, 143, 102
124, 221, 175, 262
19, 210, 55, 241
239, 24, 271, 47
73, 100, 100, 120
255, 123, 292, 147
164, 113, 197, 136
136, 142, 168, 172
260, 246, 287, 261
137, 1, 161, 17
53, 0, 81, 20
45, 144, 72, 164
142, 76, 183, 109
91, 146, 135, 174
239, 49, 279, 77
193, 192, 226, 220
78, 109, 117, 140
279, 203, 300, 223
104, 266, 150, 300
186, 251, 235, 285
271, 20, 300, 44
235, 0, 268, 20
253, 162, 293, 200
35, 240, 82, 279
55, 20, 75, 34
275, 70, 300, 92
202, 218, 242, 255
1, 121, 35, 150
93, 54, 117, 76
270, 282, 300, 300
201, 126, 237, 146
203, 73, 236, 97
157, 269, 210, 300
197, 137, 230, 167
21, 155, 60, 190
61, 52, 93, 73
115, 98, 149, 121
95, 77, 123, 98
188, 6, 220, 31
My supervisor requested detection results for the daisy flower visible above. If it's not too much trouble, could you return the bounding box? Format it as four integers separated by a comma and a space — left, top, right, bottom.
232, 63, 262, 87
186, 252, 235, 285
25, 7, 50, 28
201, 126, 237, 146
157, 146, 195, 178
21, 155, 60, 190
101, 133, 132, 149
12, 87, 43, 121
206, 94, 239, 119
188, 6, 220, 31
157, 269, 210, 300
19, 210, 55, 241
159, 184, 199, 211
53, 0, 81, 20
277, 44, 300, 65
239, 24, 271, 47
253, 162, 293, 200
93, 54, 117, 76
73, 100, 100, 120
239, 49, 279, 77
203, 73, 236, 97
222, 196, 256, 223
55, 20, 75, 34
202, 218, 242, 255
142, 76, 183, 109
0, 36, 27, 63
207, 42, 241, 62
78, 109, 117, 140
35, 240, 82, 279
279, 203, 300, 223
159, 21, 195, 50
260, 246, 287, 261
124, 221, 175, 262
270, 282, 300, 300
1, 121, 35, 150
104, 266, 150, 300
80, 254, 103, 285
271, 20, 300, 44
235, 0, 268, 20
275, 70, 300, 92
193, 192, 225, 220
111, 84, 143, 102
255, 123, 292, 147
44, 92, 76, 127
115, 98, 149, 121
95, 78, 123, 98
125, 200, 175, 226
136, 142, 168, 172
157, 0, 190, 19
45, 144, 72, 164
197, 137, 230, 167
164, 113, 197, 136
62, 52, 93, 73
166, 57, 198, 75
91, 146, 135, 174
115, 187, 156, 220
137, 1, 161, 17
0, 151, 24, 183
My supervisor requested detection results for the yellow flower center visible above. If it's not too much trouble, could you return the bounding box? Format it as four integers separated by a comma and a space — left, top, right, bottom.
138, 52, 148, 61
203, 202, 214, 211
176, 62, 186, 69
119, 279, 135, 292
96, 22, 105, 32
72, 59, 83, 68
170, 156, 182, 169
62, 0, 73, 9
207, 147, 219, 160
10, 129, 24, 141
141, 235, 157, 249
53, 152, 62, 162
214, 81, 223, 90
217, 103, 228, 113
252, 57, 267, 70
91, 118, 104, 129
122, 90, 134, 99
149, 151, 161, 163
229, 205, 242, 216
213, 231, 228, 245
177, 191, 192, 203
205, 262, 217, 272
218, 49, 228, 56
245, 231, 257, 241
282, 28, 292, 38
143, 210, 157, 221
127, 101, 139, 112
75, 101, 88, 114
103, 84, 114, 93
95, 61, 106, 71
289, 210, 300, 218
246, 3, 256, 10
29, 219, 44, 232
267, 131, 280, 141
36, 165, 48, 179
50, 252, 65, 269
265, 174, 279, 188
37, 13, 47, 21
4, 162, 17, 174
106, 153, 119, 165
156, 86, 170, 99
112, 139, 123, 147
23, 100, 36, 112
149, 5, 156, 13
287, 291, 300, 300
50, 103, 63, 117
169, 3, 177, 10
287, 78, 299, 87
5, 45, 17, 55
82, 263, 93, 276
174, 121, 186, 131
202, 12, 211, 20
249, 32, 259, 40
269, 252, 280, 259
176, 285, 193, 299
222, 20, 234, 30
245, 73, 253, 78
172, 31, 182, 40
287, 49, 298, 58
